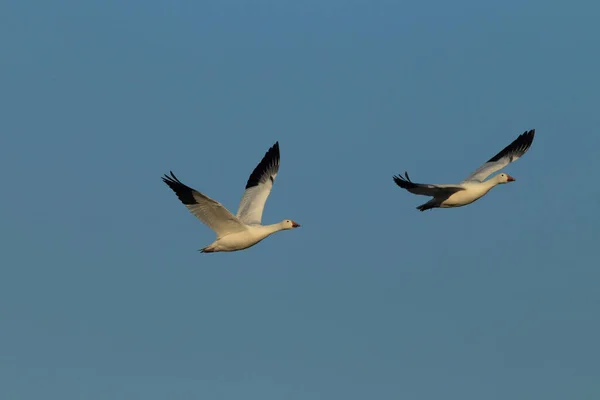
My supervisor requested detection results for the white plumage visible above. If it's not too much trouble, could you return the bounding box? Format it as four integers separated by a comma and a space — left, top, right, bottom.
393, 129, 535, 211
163, 142, 300, 253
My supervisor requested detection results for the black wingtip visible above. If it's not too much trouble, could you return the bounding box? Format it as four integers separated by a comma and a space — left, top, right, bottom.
393, 172, 417, 190
161, 170, 179, 182
245, 142, 281, 189
162, 171, 198, 205
521, 129, 535, 142
487, 129, 536, 163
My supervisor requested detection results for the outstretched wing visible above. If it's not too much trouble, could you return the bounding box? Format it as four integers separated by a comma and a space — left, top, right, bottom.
393, 171, 465, 197
162, 171, 247, 238
463, 129, 535, 182
236, 142, 280, 225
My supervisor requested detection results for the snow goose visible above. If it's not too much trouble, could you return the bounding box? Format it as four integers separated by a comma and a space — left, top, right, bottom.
162, 142, 300, 252
393, 129, 535, 211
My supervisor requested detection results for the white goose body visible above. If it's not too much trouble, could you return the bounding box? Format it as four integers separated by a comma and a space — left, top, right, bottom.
436, 176, 505, 208
202, 222, 290, 253
394, 130, 535, 211
162, 142, 300, 253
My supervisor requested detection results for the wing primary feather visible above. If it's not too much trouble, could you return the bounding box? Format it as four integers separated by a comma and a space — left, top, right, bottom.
462, 129, 536, 182
487, 129, 535, 163
162, 172, 197, 205
393, 173, 418, 190
245, 141, 280, 189
236, 141, 281, 225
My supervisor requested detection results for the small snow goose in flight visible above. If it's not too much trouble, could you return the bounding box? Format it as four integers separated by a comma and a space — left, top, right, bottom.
393, 129, 535, 211
162, 142, 300, 252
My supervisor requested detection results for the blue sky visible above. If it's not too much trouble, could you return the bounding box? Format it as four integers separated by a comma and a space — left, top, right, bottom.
1, 1, 599, 399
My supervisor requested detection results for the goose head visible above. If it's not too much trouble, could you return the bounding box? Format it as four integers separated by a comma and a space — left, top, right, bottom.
497, 173, 516, 184
281, 219, 301, 229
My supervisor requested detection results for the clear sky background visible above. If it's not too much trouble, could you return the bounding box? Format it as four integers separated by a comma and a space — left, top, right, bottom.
1, 1, 599, 399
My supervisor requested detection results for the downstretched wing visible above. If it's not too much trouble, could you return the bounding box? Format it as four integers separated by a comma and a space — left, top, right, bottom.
462, 129, 535, 183
393, 171, 465, 197
162, 171, 247, 238
236, 142, 280, 225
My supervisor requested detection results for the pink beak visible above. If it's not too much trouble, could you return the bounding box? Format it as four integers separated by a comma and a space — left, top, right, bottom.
292, 221, 301, 228
507, 175, 516, 182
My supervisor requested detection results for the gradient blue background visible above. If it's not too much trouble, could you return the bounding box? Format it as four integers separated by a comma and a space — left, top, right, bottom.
1, 1, 599, 399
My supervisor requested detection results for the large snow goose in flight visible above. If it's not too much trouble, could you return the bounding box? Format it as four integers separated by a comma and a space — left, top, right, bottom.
162, 142, 300, 252
393, 129, 535, 211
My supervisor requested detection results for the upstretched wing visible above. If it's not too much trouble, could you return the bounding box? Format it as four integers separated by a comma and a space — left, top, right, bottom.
462, 129, 535, 182
236, 142, 280, 225
393, 171, 465, 197
162, 171, 247, 238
